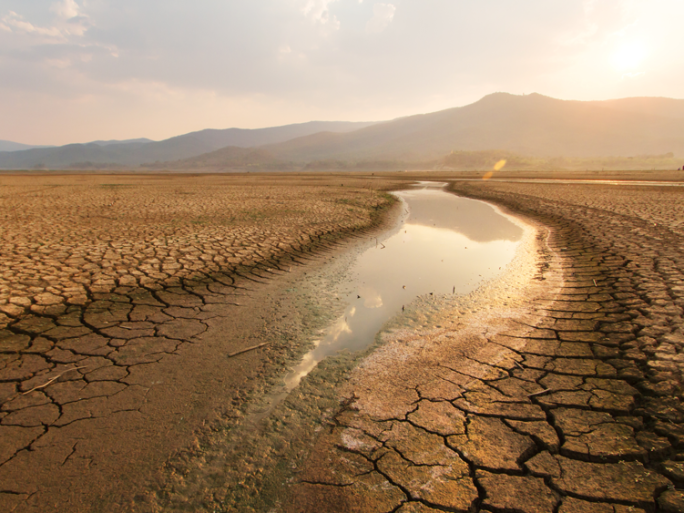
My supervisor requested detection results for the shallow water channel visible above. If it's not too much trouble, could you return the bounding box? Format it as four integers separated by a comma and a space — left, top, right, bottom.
462, 178, 684, 187
278, 183, 524, 394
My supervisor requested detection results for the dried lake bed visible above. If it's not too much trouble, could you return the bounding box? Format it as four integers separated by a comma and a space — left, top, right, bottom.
2, 172, 684, 513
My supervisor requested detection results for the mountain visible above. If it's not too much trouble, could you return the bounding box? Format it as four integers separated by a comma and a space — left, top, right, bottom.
588, 97, 684, 120
259, 93, 684, 163
170, 121, 377, 149
88, 138, 154, 146
0, 121, 375, 169
0, 140, 53, 152
0, 143, 146, 169
3, 94, 684, 170
148, 146, 290, 171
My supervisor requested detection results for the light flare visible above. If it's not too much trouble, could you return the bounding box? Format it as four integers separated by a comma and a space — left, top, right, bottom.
493, 159, 507, 171
483, 159, 506, 181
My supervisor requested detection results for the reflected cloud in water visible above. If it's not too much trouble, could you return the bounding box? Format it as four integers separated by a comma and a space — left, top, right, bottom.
279, 185, 524, 395
359, 286, 383, 309
283, 309, 354, 390
402, 189, 523, 242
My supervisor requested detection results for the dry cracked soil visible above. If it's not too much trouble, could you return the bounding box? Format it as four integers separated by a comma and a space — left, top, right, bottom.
2, 172, 684, 513
281, 179, 684, 513
0, 172, 400, 512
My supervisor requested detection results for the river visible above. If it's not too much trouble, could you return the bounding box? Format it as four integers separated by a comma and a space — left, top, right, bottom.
281, 182, 524, 392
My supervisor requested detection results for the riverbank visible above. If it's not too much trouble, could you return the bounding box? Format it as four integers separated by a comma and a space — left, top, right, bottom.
0, 174, 403, 513
279, 180, 684, 512
148, 183, 528, 512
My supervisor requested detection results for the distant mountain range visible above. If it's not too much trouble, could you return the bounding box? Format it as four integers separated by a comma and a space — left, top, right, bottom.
0, 138, 153, 152
87, 138, 154, 147
0, 140, 54, 152
0, 121, 375, 170
256, 93, 684, 163
2, 94, 683, 170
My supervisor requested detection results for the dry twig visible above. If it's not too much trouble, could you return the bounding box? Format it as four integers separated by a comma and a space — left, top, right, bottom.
227, 343, 268, 358
528, 388, 552, 398
23, 366, 88, 395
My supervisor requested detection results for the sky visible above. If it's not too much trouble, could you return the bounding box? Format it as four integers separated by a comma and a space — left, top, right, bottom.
1, 0, 683, 145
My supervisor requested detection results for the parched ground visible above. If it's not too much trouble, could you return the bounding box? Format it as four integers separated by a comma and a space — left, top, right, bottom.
284, 181, 684, 513
0, 173, 399, 512
0, 174, 392, 313
4, 173, 684, 513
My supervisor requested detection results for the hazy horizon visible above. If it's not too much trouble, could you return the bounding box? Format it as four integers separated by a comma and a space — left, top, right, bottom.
1, 1, 683, 146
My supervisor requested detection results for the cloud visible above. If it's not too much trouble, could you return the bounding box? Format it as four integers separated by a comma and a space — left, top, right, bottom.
302, 0, 340, 30
2, 0, 684, 146
1, 2, 89, 41
0, 11, 64, 39
366, 3, 395, 34
0, 1, 117, 65
51, 0, 80, 20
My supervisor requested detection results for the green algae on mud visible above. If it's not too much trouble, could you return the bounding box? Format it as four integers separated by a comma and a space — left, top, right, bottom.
146, 194, 401, 512
152, 237, 374, 512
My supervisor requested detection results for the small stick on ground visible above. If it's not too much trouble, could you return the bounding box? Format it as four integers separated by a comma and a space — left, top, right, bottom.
593, 279, 598, 287
513, 360, 525, 370
227, 343, 268, 358
23, 366, 88, 395
528, 388, 552, 398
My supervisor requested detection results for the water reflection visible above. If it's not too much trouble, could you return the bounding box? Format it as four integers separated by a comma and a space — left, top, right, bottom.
281, 184, 523, 391
404, 188, 523, 242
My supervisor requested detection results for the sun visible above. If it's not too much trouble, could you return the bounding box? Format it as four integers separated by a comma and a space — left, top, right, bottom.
612, 41, 646, 72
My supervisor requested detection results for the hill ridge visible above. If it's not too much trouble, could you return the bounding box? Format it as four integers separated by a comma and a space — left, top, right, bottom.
2, 93, 684, 170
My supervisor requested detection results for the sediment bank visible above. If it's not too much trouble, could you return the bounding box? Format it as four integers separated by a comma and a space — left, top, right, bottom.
280, 180, 684, 512
0, 174, 401, 513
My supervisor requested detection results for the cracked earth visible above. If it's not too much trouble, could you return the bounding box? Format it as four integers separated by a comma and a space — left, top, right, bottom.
0, 173, 397, 512
283, 180, 684, 513
2, 174, 684, 513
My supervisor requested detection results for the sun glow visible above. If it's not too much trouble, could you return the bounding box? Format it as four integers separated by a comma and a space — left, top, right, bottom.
612, 41, 646, 72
